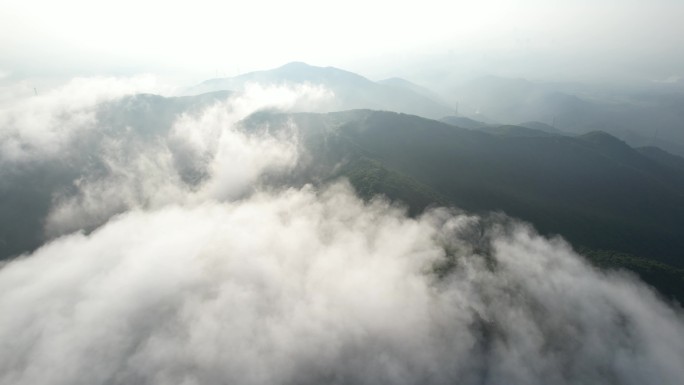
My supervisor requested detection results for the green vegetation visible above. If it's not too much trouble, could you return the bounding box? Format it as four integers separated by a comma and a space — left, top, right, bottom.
579, 248, 684, 304
271, 110, 684, 302
307, 111, 684, 268
331, 153, 684, 304
331, 157, 448, 215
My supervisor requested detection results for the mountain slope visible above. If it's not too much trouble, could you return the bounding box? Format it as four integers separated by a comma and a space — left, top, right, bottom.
265, 110, 684, 268
377, 77, 449, 105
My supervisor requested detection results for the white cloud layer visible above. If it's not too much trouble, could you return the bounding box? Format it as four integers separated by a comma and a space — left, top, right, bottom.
43, 83, 330, 236
0, 76, 170, 162
1, 183, 683, 385
0, 78, 331, 238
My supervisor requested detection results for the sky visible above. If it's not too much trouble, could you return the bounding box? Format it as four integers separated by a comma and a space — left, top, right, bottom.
2, 0, 683, 85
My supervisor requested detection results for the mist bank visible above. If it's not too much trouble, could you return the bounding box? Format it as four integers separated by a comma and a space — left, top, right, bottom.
1, 182, 683, 385
0, 79, 326, 258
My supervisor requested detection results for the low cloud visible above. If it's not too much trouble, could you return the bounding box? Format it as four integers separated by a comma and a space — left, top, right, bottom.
1, 182, 683, 385
0, 76, 171, 163
0, 78, 330, 238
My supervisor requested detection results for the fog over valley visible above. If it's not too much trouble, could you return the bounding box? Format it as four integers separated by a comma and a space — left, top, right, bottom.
1, 1, 684, 384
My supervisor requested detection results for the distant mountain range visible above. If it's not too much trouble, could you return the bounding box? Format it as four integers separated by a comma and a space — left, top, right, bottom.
447, 76, 684, 156
188, 62, 455, 119
188, 63, 684, 158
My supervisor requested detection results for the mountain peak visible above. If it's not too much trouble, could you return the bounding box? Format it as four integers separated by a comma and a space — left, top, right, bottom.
187, 62, 453, 118
580, 131, 627, 147
274, 62, 362, 77
278, 61, 314, 70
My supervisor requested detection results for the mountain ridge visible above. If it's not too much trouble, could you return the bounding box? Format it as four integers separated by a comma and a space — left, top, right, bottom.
187, 62, 455, 119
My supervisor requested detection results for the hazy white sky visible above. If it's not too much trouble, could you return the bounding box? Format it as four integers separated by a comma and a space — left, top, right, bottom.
1, 0, 683, 84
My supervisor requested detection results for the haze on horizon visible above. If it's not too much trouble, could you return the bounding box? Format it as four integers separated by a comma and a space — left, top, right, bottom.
2, 0, 684, 87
